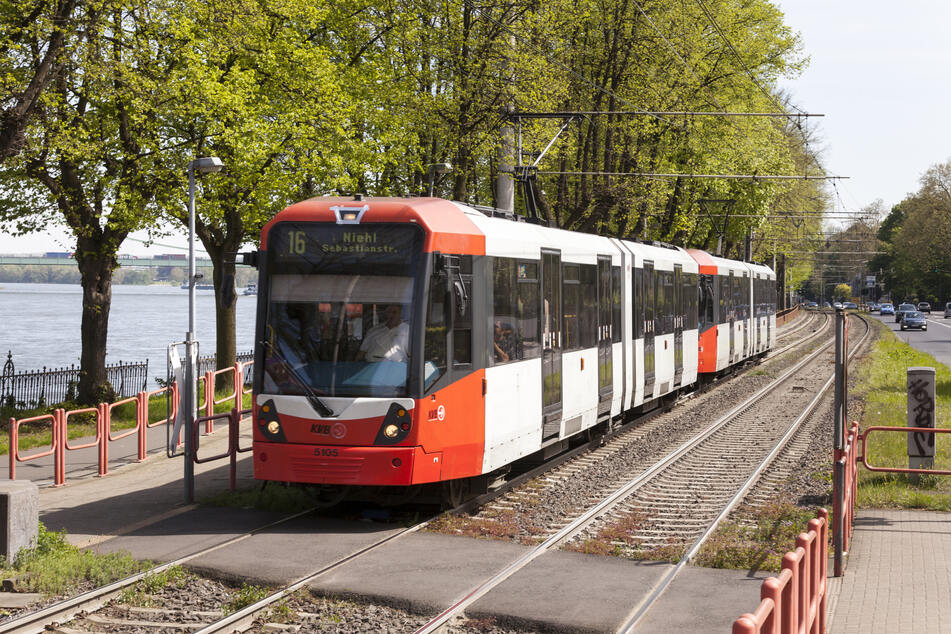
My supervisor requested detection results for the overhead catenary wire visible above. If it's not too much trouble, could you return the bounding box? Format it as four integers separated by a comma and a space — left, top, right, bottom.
509, 110, 824, 118
534, 171, 846, 180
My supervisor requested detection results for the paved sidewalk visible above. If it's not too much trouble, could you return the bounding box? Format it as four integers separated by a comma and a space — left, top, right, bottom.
828, 509, 951, 634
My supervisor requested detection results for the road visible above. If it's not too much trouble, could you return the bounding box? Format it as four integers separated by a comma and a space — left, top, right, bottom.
867, 310, 951, 368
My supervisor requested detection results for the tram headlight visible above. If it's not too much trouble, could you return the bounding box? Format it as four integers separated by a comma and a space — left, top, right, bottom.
383, 423, 400, 438
267, 421, 281, 435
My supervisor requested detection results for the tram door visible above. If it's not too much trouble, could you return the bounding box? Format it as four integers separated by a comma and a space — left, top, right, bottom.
743, 272, 750, 358
754, 276, 761, 353
643, 261, 655, 397
541, 250, 562, 441
597, 257, 613, 414
674, 264, 684, 385
728, 270, 736, 363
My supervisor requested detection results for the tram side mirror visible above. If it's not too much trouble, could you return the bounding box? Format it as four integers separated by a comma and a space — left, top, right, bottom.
453, 279, 468, 318
240, 251, 260, 269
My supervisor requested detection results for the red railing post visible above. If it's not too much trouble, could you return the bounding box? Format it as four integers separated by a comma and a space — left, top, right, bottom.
137, 391, 148, 461
8, 417, 16, 481
234, 363, 242, 412
203, 370, 215, 432
54, 408, 66, 486
98, 402, 109, 476
781, 548, 803, 634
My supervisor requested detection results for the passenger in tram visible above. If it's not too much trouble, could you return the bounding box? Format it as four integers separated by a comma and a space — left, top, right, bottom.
357, 304, 410, 362
493, 320, 517, 362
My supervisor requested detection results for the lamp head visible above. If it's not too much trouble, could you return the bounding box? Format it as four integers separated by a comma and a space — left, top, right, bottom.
189, 157, 224, 174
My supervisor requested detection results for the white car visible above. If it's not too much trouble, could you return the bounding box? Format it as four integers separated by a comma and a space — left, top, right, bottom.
944, 302, 951, 318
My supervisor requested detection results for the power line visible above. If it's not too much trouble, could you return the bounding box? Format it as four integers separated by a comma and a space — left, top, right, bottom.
509, 110, 824, 119
535, 171, 847, 180
693, 0, 830, 179
460, 0, 678, 128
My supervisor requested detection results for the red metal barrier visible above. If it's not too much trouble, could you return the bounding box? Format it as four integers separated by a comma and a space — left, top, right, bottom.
199, 362, 252, 434
193, 407, 253, 491
9, 412, 62, 485
8, 364, 251, 487
858, 425, 951, 475
833, 421, 860, 573
733, 508, 828, 634
10, 383, 181, 485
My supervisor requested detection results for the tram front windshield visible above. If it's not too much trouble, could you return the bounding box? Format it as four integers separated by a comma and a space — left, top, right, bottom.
262, 224, 422, 398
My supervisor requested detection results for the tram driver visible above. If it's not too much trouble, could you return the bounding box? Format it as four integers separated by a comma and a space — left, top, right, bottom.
357, 304, 409, 363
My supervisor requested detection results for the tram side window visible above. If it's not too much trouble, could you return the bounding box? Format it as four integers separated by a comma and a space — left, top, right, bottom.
699, 274, 714, 331
492, 258, 541, 364
634, 267, 643, 339
492, 258, 516, 364
666, 271, 677, 334
612, 267, 622, 343
425, 271, 448, 389
452, 256, 473, 366
517, 261, 540, 359
580, 264, 597, 348
563, 264, 581, 350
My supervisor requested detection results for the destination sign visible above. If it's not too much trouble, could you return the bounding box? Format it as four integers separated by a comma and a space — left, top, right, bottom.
268, 223, 422, 274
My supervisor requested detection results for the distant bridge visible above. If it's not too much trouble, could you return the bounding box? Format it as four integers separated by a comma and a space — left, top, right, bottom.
0, 255, 248, 268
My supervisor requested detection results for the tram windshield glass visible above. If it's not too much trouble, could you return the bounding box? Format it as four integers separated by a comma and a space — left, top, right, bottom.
262, 223, 423, 398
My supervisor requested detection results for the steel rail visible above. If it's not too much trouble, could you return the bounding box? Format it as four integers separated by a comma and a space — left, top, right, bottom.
767, 311, 830, 359
618, 314, 870, 632
2, 312, 826, 634
412, 312, 844, 634
190, 519, 435, 634
0, 507, 319, 634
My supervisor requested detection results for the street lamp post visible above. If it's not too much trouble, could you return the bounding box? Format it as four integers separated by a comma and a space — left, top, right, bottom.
184, 156, 223, 504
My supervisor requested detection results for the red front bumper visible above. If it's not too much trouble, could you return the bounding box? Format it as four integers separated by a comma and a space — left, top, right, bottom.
253, 442, 444, 486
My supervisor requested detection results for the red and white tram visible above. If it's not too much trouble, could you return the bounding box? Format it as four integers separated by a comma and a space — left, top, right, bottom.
248, 196, 776, 500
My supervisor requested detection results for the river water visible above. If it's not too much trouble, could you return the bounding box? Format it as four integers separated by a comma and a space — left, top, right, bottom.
0, 283, 258, 386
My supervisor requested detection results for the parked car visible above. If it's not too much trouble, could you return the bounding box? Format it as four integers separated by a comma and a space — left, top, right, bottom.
806, 301, 818, 310
843, 301, 858, 310
868, 302, 879, 312
880, 303, 895, 315
944, 302, 951, 318
823, 301, 831, 309
900, 311, 928, 331
896, 303, 917, 322
918, 302, 931, 313
833, 302, 843, 309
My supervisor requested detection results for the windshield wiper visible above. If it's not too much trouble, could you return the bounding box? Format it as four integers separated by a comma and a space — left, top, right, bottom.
261, 341, 335, 417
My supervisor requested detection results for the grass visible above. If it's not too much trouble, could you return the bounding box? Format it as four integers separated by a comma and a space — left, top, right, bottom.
695, 503, 821, 572
1, 523, 150, 596
0, 387, 251, 456
119, 565, 192, 606
851, 319, 951, 509
224, 583, 271, 614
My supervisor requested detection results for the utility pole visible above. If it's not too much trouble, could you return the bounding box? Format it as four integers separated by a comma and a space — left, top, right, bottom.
496, 105, 515, 212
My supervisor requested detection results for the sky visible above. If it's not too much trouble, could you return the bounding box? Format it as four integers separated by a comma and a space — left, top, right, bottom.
2, 1, 950, 254
775, 0, 951, 218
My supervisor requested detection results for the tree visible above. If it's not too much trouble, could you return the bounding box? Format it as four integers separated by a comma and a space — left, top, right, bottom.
0, 0, 80, 161
0, 0, 174, 403
154, 0, 411, 384
833, 283, 851, 302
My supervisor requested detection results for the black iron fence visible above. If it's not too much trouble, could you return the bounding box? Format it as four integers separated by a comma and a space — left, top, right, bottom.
197, 350, 254, 386
1, 351, 149, 412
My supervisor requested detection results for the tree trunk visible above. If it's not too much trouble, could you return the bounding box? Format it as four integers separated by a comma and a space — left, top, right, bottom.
76, 243, 116, 404
212, 254, 237, 393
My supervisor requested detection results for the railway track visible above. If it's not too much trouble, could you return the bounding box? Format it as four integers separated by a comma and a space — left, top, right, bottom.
0, 313, 834, 633
0, 506, 438, 634
412, 313, 866, 633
